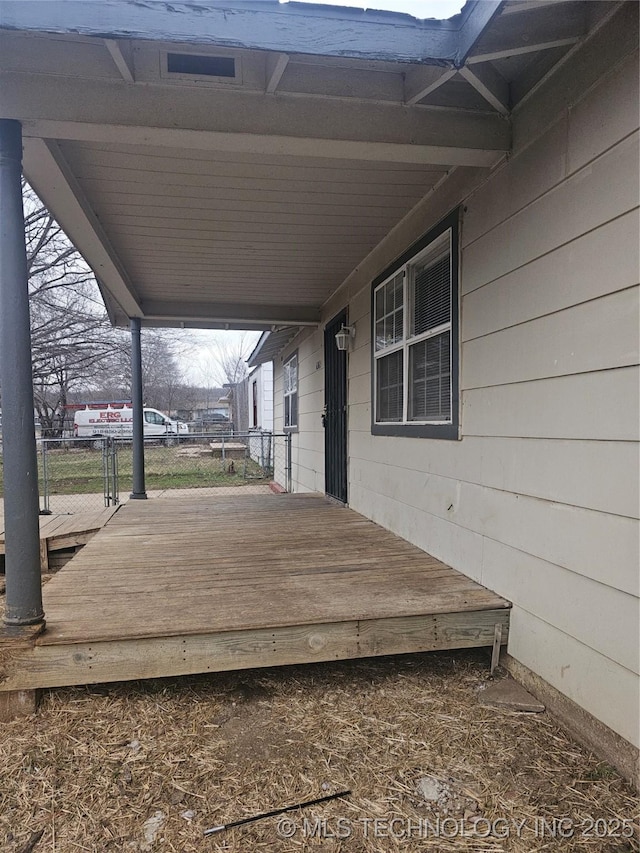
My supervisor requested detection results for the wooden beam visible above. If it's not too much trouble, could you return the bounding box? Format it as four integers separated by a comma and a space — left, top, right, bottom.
501, 1, 571, 15
0, 609, 509, 691
5, 73, 510, 166
469, 2, 586, 62
23, 121, 504, 169
0, 0, 459, 64
459, 63, 510, 115
467, 37, 579, 64
22, 138, 143, 320
456, 0, 503, 67
0, 689, 39, 721
140, 299, 320, 327
404, 66, 456, 106
104, 38, 135, 82
266, 52, 289, 94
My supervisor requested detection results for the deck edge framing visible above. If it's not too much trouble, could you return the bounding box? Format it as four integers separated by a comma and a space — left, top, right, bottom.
0, 608, 510, 692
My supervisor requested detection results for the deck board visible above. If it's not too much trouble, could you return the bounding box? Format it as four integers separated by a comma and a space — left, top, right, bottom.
0, 506, 118, 563
37, 493, 508, 643
1, 493, 510, 692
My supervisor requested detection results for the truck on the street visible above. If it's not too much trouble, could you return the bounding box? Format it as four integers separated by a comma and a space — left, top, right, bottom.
71, 402, 188, 441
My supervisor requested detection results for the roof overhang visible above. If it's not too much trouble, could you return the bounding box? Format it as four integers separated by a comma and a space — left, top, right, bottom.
248, 328, 300, 366
0, 0, 611, 331
0, 0, 501, 65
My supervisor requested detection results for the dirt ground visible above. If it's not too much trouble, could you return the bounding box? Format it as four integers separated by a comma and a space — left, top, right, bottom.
0, 646, 637, 853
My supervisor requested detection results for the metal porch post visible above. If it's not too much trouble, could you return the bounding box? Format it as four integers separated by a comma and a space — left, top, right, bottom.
0, 119, 44, 626
130, 316, 147, 499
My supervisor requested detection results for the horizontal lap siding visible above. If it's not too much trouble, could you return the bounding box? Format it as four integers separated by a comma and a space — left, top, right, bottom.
274, 327, 325, 493
343, 29, 639, 746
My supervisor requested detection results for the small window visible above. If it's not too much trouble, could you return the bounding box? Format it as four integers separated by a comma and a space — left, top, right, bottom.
144, 411, 165, 425
283, 352, 298, 431
372, 209, 459, 439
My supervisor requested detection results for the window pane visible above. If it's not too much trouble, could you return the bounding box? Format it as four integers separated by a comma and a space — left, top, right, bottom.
284, 355, 297, 393
375, 287, 384, 322
412, 251, 450, 337
408, 331, 451, 422
376, 350, 403, 422
375, 273, 404, 351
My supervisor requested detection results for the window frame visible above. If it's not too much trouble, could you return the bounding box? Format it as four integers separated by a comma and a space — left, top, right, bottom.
370, 208, 460, 440
282, 350, 299, 433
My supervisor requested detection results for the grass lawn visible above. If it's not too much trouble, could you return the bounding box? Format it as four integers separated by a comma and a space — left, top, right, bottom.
0, 443, 270, 497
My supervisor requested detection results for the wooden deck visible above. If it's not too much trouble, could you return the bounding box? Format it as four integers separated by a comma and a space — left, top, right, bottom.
0, 506, 118, 571
0, 493, 510, 693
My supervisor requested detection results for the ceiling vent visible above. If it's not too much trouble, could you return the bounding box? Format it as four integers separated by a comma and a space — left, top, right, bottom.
167, 53, 236, 78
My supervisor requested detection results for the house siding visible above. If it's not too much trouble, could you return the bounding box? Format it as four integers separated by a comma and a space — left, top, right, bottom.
274, 18, 639, 749
249, 362, 274, 432
274, 328, 326, 493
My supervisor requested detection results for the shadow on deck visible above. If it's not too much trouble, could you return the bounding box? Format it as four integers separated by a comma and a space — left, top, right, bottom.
0, 493, 510, 696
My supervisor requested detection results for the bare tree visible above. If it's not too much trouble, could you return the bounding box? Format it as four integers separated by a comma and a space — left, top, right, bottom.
205, 331, 257, 386
90, 328, 187, 412
22, 181, 122, 434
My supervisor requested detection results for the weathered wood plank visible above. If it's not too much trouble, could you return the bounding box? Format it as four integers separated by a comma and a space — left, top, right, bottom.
1, 610, 509, 692
0, 494, 510, 691
0, 507, 117, 558
39, 539, 49, 572
0, 689, 39, 721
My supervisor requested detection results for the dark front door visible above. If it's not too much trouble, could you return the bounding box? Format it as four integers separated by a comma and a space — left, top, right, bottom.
324, 310, 348, 503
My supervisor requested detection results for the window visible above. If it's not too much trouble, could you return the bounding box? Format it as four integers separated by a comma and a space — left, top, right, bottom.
283, 352, 298, 431
372, 209, 459, 439
144, 410, 166, 425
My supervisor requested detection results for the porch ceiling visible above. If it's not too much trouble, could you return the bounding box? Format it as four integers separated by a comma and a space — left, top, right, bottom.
0, 0, 615, 329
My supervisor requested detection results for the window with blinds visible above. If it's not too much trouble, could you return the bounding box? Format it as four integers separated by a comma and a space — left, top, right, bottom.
371, 210, 459, 439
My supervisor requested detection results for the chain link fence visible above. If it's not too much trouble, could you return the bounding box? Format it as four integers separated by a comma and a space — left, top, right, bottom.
114, 432, 291, 497
0, 431, 291, 514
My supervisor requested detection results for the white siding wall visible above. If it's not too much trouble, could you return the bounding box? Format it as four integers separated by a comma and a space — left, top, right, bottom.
274, 16, 639, 747
273, 327, 325, 493
260, 362, 274, 433
250, 362, 274, 432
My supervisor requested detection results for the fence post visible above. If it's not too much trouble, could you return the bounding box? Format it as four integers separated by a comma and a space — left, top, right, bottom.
102, 438, 109, 507
130, 316, 147, 499
40, 440, 51, 515
111, 439, 120, 505
286, 432, 292, 493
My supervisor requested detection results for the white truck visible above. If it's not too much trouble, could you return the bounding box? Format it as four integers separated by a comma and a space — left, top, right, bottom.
73, 403, 188, 441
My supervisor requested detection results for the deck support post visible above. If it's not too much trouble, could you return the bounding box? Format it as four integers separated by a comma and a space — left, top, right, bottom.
0, 119, 45, 627
130, 316, 147, 499
0, 689, 40, 721
490, 623, 503, 675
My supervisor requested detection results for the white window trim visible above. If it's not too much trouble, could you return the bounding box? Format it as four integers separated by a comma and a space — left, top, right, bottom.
371, 209, 460, 440
283, 351, 298, 431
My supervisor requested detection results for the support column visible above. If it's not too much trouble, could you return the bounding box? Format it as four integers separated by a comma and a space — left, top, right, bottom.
0, 120, 44, 626
130, 316, 147, 499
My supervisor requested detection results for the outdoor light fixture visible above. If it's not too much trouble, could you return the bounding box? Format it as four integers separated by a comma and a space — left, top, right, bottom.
335, 324, 355, 351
